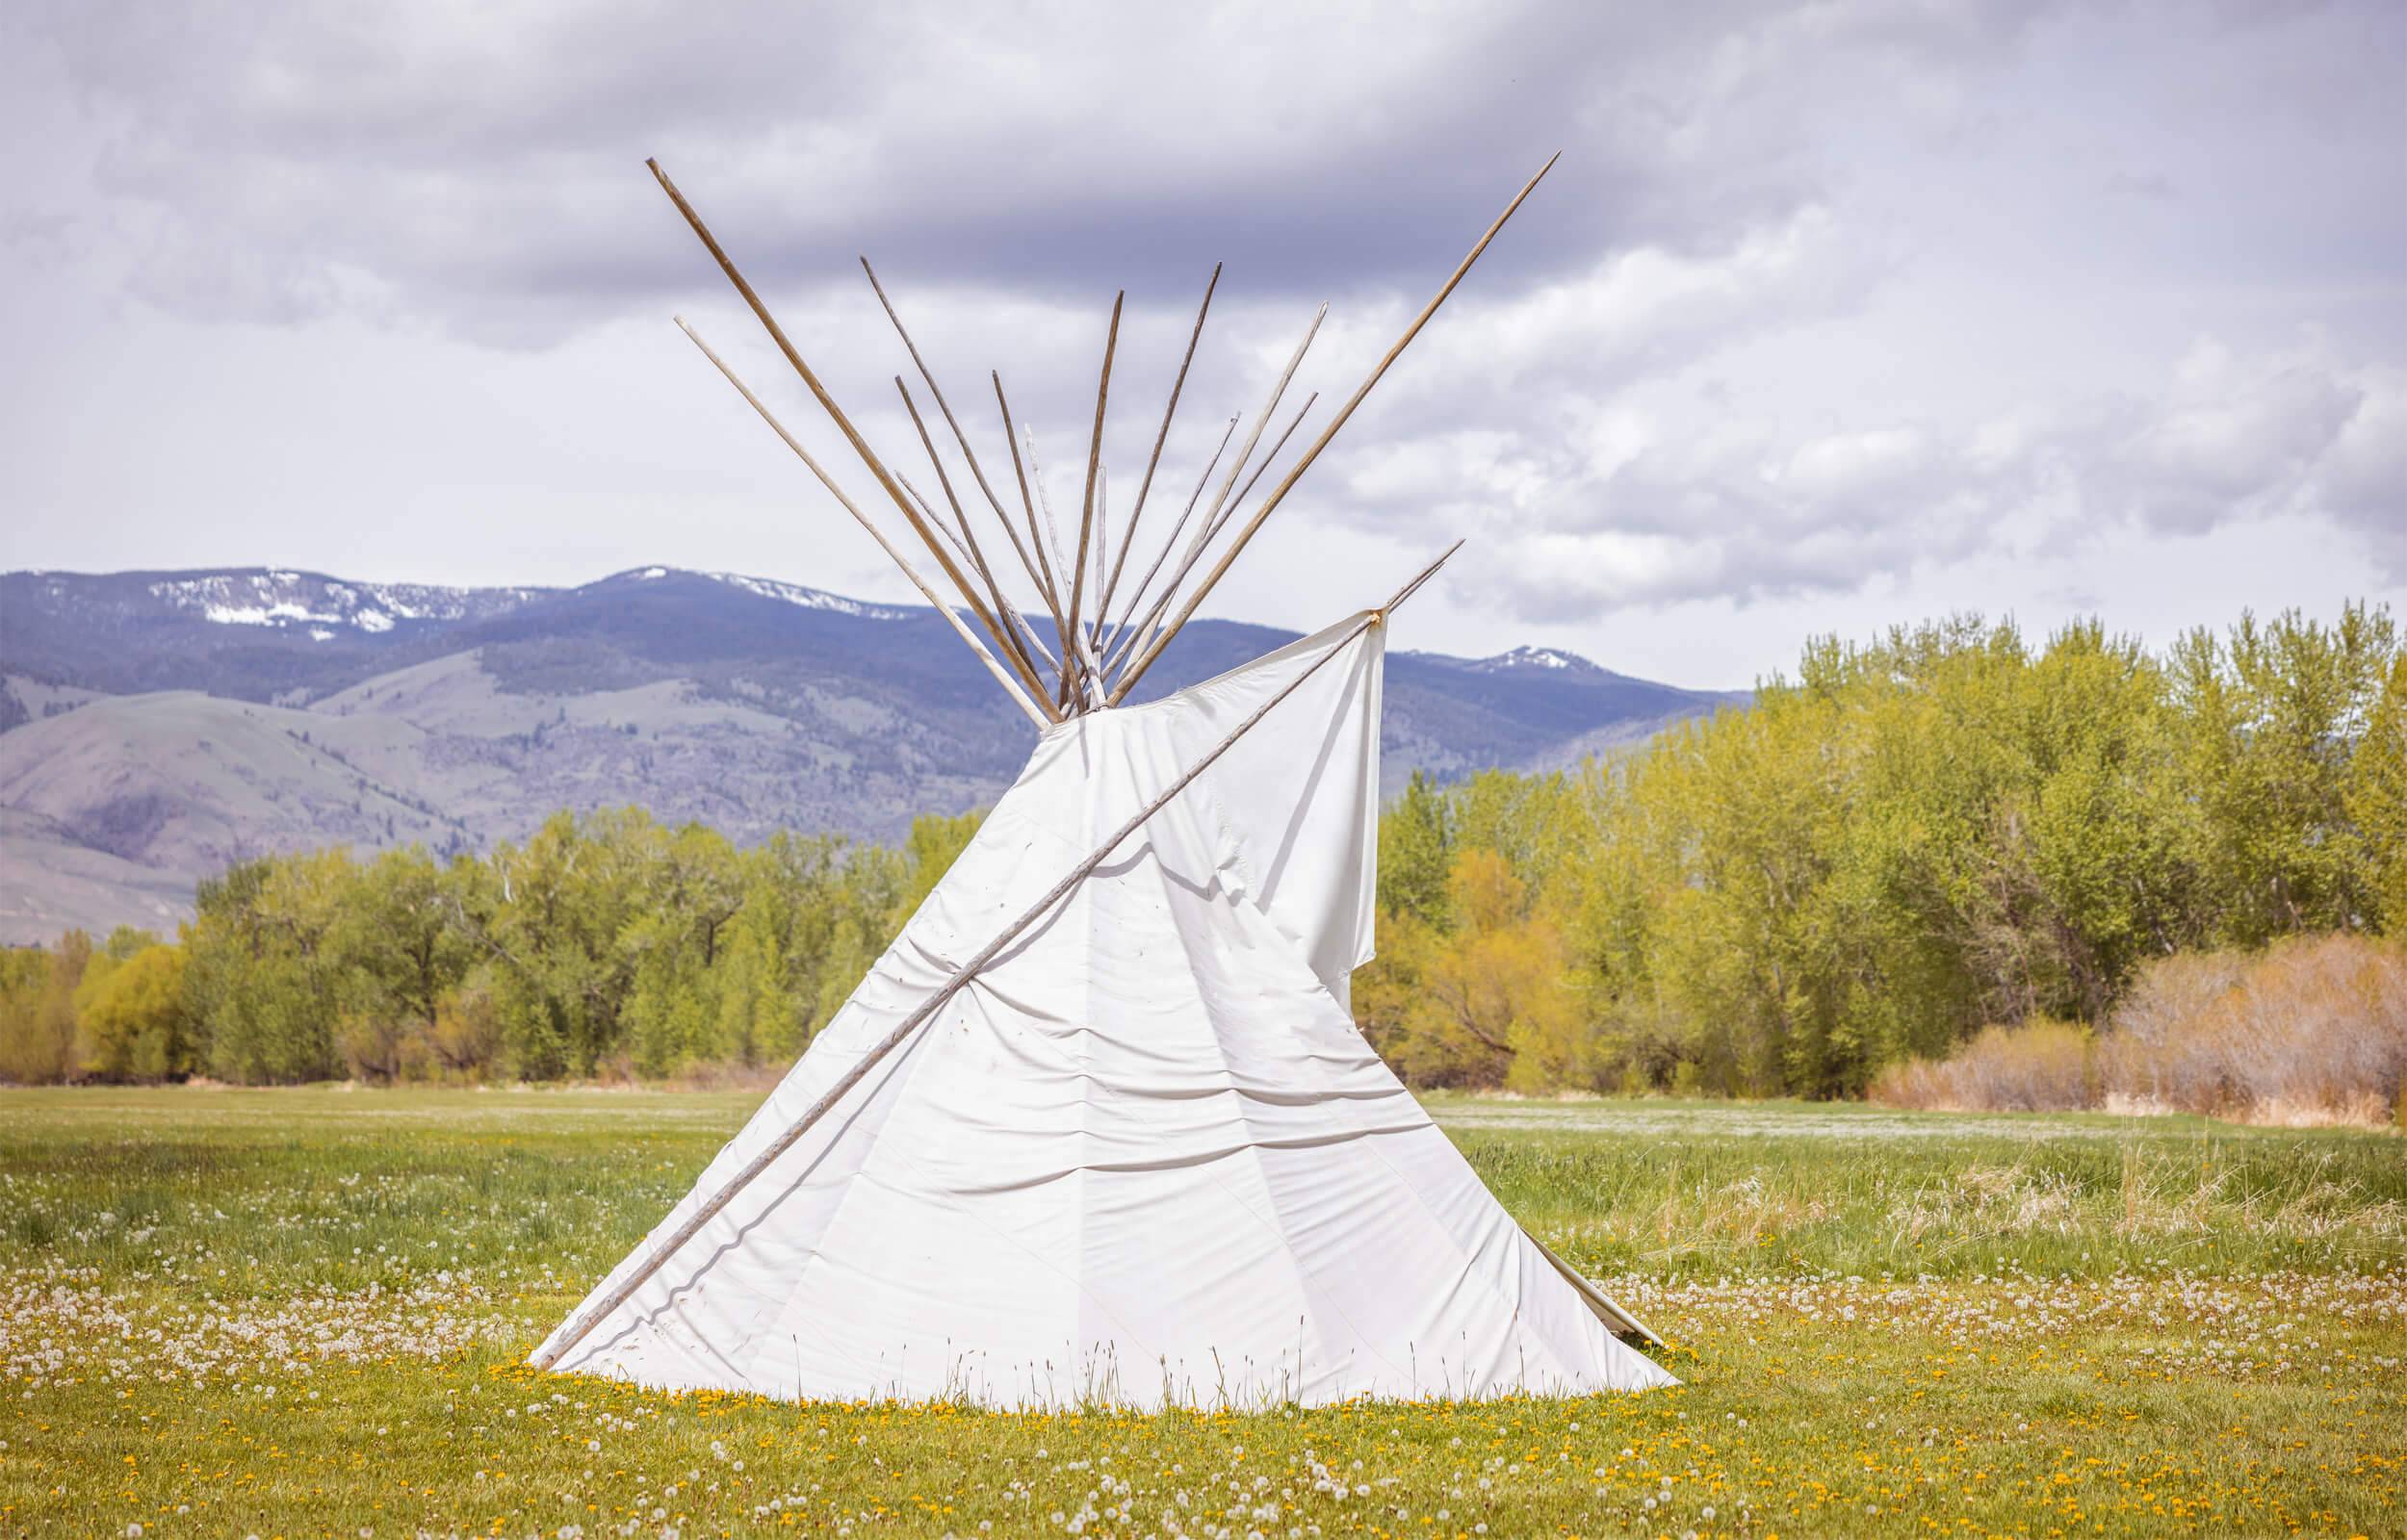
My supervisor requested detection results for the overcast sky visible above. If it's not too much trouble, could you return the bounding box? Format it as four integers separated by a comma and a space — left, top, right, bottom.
4, 1, 2401, 689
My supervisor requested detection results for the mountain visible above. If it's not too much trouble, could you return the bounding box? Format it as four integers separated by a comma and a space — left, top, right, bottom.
0, 566, 1743, 943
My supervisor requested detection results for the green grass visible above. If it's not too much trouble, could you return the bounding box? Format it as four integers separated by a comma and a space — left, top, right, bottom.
1, 1087, 2399, 1538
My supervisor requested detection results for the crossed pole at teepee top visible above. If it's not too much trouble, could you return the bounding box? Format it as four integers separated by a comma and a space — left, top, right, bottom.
648, 150, 1557, 722
531, 546, 1459, 1373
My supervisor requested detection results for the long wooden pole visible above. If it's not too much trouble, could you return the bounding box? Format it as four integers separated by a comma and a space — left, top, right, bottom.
1108, 152, 1559, 705
895, 377, 1043, 684
1096, 413, 1237, 658
1022, 423, 1083, 707
1098, 264, 1220, 624
1202, 304, 1325, 532
1103, 390, 1316, 679
645, 158, 1056, 711
530, 545, 1457, 1374
1065, 292, 1123, 672
993, 373, 1071, 683
900, 473, 1059, 673
674, 320, 1052, 730
862, 258, 1065, 636
1022, 424, 1073, 602
893, 376, 990, 589
1100, 306, 1322, 676
1092, 464, 1109, 638
1218, 393, 1317, 533
1099, 296, 1322, 679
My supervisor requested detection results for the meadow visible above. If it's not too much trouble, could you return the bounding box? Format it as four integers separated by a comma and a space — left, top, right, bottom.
1, 1089, 2400, 1538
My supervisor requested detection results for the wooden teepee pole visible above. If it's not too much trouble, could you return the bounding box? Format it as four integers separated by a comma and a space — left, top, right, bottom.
1065, 292, 1123, 681
645, 158, 1056, 713
898, 472, 1059, 674
1103, 390, 1316, 679
1108, 153, 1559, 706
895, 377, 1044, 685
1097, 413, 1237, 658
1022, 423, 1085, 707
1098, 264, 1220, 624
531, 542, 1461, 1375
1093, 464, 1109, 639
1097, 305, 1321, 679
1192, 304, 1325, 546
861, 258, 1066, 638
674, 320, 1051, 730
1215, 393, 1317, 537
992, 373, 1071, 688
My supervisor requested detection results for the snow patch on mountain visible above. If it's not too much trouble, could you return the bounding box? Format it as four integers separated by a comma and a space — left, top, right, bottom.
1471, 645, 1601, 675
706, 572, 914, 620
198, 601, 339, 627
145, 572, 535, 632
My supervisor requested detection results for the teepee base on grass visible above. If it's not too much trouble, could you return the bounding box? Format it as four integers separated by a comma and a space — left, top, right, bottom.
532, 616, 1671, 1407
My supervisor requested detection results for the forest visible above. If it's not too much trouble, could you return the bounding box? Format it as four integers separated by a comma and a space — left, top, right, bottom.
5, 603, 2403, 1104
1359, 604, 2407, 1101
0, 810, 978, 1087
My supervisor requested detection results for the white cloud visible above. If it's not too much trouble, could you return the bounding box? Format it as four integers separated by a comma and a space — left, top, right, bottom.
2120, 339, 2364, 525
1775, 426, 1931, 502
2318, 369, 2407, 536
1436, 335, 2402, 616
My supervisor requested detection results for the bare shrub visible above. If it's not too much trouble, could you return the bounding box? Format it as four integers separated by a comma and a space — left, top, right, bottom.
1872, 936, 2406, 1127
1867, 1054, 1952, 1111
2098, 950, 2248, 1114
659, 1059, 788, 1094
1869, 1019, 2093, 1112
2101, 934, 2407, 1127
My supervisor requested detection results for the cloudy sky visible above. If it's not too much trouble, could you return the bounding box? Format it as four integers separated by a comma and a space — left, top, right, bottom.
4, 1, 2401, 688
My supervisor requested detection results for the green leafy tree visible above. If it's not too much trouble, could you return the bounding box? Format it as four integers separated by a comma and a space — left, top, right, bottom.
2170, 603, 2396, 941
1377, 770, 1454, 927
2347, 651, 2407, 931
620, 822, 746, 1075
334, 848, 475, 1036
893, 810, 983, 929
74, 943, 192, 1082
0, 934, 87, 1084
474, 809, 665, 1077
185, 854, 350, 1083
1359, 848, 1589, 1090
101, 926, 162, 962
1369, 603, 2396, 1099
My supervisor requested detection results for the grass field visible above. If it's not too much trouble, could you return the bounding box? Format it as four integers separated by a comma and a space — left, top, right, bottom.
1, 1089, 2400, 1538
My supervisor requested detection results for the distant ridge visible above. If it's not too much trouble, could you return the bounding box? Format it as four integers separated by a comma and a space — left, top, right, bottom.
0, 565, 1744, 941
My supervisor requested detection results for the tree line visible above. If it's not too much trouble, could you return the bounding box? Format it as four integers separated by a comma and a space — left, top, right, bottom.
0, 809, 977, 1085
5, 603, 2401, 1097
1356, 604, 2407, 1096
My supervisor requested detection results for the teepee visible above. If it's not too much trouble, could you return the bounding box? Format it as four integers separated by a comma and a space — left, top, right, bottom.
531, 157, 1671, 1406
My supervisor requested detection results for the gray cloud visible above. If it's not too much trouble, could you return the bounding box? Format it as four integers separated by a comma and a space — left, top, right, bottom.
1433, 338, 2405, 620
12, 1, 2059, 336
1, 0, 2401, 688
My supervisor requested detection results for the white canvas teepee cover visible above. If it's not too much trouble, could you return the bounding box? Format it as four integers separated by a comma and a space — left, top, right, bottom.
535, 615, 1673, 1406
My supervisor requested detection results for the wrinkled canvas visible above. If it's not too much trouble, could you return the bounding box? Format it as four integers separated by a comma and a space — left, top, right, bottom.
536, 614, 1673, 1405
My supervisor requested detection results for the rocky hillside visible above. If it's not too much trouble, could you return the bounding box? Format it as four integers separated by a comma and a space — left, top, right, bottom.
0, 566, 1742, 941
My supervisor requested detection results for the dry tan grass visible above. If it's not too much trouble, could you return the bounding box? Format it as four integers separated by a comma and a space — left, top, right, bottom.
1872, 935, 2407, 1128
1888, 1162, 2084, 1242
2104, 934, 2407, 1128
1869, 1018, 2093, 1113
